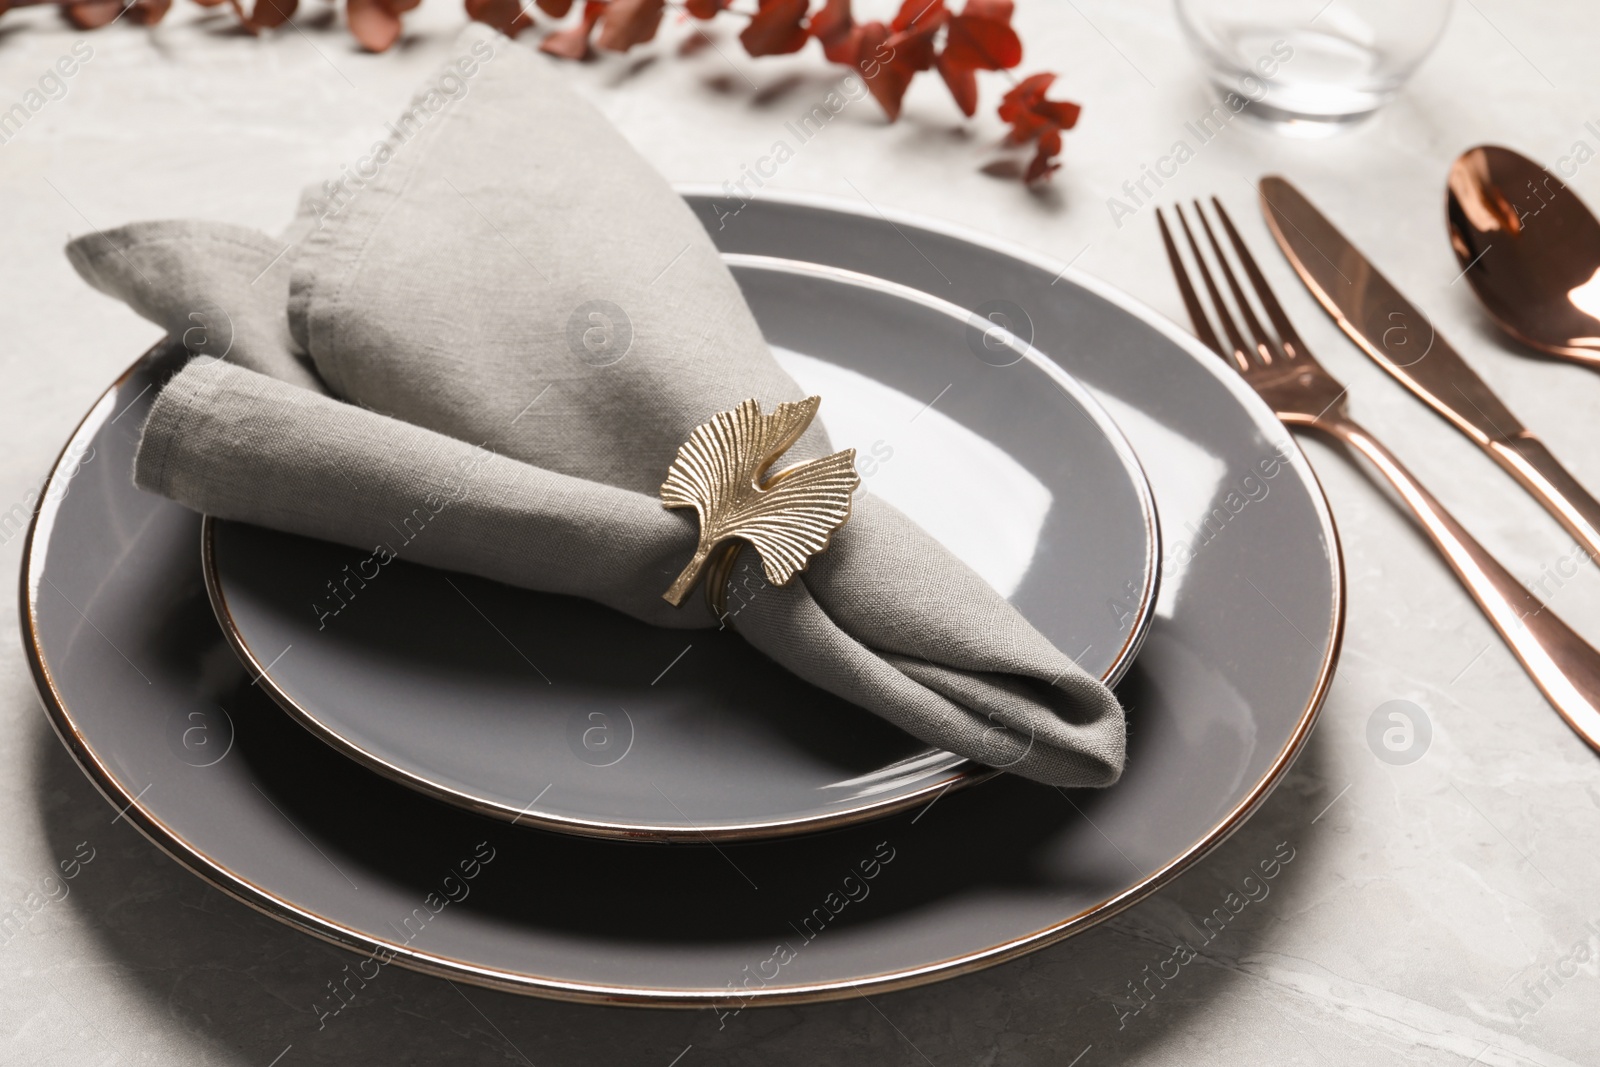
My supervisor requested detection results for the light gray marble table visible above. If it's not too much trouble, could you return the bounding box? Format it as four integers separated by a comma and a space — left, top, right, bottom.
4, 1, 1600, 1063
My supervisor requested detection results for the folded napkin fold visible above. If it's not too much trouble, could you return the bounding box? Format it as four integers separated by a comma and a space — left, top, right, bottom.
68, 25, 1125, 787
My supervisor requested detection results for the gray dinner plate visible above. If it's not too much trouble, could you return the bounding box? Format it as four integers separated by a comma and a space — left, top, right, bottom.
25, 190, 1343, 1006
203, 258, 1160, 843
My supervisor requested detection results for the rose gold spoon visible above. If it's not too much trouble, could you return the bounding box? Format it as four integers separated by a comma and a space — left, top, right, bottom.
1448, 144, 1600, 369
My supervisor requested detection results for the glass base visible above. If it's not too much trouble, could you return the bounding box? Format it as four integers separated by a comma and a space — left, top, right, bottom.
1196, 21, 1407, 137
1222, 89, 1384, 137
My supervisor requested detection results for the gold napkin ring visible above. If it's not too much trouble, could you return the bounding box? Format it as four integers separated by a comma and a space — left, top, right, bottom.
704, 541, 741, 623
659, 395, 859, 609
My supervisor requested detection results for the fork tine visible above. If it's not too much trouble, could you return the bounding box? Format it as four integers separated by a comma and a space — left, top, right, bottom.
1156, 208, 1224, 358
1211, 197, 1312, 362
1192, 201, 1280, 367
1174, 205, 1253, 373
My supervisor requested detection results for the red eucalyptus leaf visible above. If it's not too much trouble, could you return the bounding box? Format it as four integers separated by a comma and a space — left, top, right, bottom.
818, 23, 861, 65
540, 0, 604, 58
595, 0, 664, 51
941, 13, 1020, 70
999, 71, 1055, 117
1024, 146, 1059, 184
64, 0, 123, 28
962, 0, 1011, 20
1019, 100, 1077, 138
890, 0, 945, 33
847, 7, 940, 122
885, 23, 937, 71
1025, 125, 1062, 183
854, 21, 918, 120
684, 0, 728, 17
813, 1, 881, 70
228, 0, 296, 31
465, 0, 533, 36
347, 0, 403, 51
537, 0, 573, 15
997, 73, 1076, 184
870, 0, 944, 100
809, 0, 852, 55
999, 70, 1078, 141
935, 0, 1019, 115
883, 0, 940, 75
1040, 97, 1080, 127
254, 0, 297, 29
739, 0, 808, 56
863, 62, 915, 120
934, 50, 977, 116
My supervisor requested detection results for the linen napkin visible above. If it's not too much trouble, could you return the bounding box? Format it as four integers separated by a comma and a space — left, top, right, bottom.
67, 25, 1126, 788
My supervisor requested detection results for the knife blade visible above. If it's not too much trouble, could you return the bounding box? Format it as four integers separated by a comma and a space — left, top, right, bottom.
1260, 174, 1600, 562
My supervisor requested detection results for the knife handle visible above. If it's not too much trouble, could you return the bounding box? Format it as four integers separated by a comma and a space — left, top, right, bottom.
1322, 415, 1600, 753
1487, 434, 1600, 563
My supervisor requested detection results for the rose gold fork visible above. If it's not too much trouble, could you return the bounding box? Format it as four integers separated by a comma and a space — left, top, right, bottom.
1158, 197, 1600, 755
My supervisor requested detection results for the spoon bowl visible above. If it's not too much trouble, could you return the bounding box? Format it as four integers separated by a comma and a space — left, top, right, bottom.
1447, 144, 1600, 369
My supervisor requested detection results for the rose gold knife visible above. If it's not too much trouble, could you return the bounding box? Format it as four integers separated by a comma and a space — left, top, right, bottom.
1260, 175, 1600, 564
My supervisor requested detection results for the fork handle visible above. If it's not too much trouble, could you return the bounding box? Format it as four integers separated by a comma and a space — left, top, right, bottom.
1321, 415, 1600, 753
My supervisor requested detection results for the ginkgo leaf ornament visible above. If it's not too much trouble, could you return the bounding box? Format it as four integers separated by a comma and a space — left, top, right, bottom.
660, 396, 860, 608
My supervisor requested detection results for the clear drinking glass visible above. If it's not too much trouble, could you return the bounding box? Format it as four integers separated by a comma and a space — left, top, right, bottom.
1174, 0, 1452, 135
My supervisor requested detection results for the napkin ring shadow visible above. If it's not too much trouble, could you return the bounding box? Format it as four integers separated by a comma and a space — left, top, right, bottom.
659, 395, 859, 613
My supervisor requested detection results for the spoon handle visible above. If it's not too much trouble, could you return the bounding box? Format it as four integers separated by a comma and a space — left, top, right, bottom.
1324, 415, 1600, 753
1488, 434, 1600, 564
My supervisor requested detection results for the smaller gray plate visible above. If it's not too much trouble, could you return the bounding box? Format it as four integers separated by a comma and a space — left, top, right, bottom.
205, 258, 1159, 842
